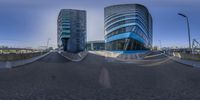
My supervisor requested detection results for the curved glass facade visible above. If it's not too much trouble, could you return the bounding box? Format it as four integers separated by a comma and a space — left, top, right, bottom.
104, 4, 153, 51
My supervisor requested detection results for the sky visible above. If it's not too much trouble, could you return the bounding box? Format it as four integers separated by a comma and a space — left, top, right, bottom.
0, 0, 199, 48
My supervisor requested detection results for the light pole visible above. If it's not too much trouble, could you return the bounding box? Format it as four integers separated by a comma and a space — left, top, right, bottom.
47, 38, 51, 49
178, 13, 191, 52
158, 40, 162, 50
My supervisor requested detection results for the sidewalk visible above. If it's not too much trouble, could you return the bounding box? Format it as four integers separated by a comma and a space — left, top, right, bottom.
89, 51, 151, 61
165, 54, 200, 68
59, 51, 88, 62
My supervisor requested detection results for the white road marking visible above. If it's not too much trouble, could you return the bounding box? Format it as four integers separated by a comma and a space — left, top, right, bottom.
99, 67, 112, 88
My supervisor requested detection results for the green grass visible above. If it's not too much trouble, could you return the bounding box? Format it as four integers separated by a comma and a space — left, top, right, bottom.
180, 53, 200, 61
0, 52, 47, 61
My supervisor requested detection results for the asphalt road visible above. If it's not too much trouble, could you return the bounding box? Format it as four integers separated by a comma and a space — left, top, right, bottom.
0, 52, 200, 100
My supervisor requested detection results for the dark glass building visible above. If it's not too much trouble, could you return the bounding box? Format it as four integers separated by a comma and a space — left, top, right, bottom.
87, 40, 105, 51
57, 9, 86, 53
104, 4, 153, 52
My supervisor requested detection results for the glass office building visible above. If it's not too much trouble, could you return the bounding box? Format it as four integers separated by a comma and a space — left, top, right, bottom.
87, 40, 105, 51
104, 4, 153, 52
57, 9, 86, 53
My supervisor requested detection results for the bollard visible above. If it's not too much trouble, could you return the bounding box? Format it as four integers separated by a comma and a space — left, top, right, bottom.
6, 61, 11, 68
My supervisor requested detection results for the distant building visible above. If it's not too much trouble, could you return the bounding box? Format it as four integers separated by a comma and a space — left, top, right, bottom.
57, 9, 86, 53
104, 4, 153, 53
87, 40, 105, 51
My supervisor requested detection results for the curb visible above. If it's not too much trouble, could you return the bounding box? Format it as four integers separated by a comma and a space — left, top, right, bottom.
58, 51, 88, 62
0, 52, 50, 69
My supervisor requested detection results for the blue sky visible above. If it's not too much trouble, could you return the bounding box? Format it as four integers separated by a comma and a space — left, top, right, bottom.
0, 0, 199, 48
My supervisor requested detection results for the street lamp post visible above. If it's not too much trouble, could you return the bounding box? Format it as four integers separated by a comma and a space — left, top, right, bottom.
158, 40, 162, 50
47, 38, 51, 48
178, 13, 191, 52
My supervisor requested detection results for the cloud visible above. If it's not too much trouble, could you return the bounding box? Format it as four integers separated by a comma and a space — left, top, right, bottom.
0, 0, 199, 48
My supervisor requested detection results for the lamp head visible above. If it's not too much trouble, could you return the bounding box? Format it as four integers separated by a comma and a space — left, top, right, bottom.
178, 13, 187, 17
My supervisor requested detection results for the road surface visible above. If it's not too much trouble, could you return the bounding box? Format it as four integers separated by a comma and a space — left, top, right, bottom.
0, 52, 200, 100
